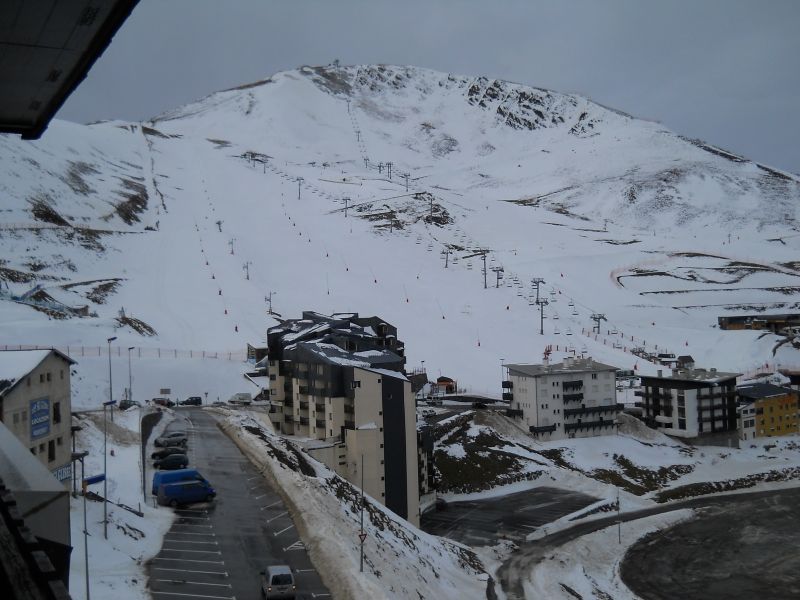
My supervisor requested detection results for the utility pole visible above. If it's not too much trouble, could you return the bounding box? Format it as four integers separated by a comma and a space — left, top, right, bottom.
378, 162, 383, 174
536, 298, 549, 335
481, 252, 487, 289
228, 238, 236, 255
591, 313, 607, 334
386, 161, 393, 179
364, 157, 369, 169
104, 336, 116, 540
531, 277, 545, 303
359, 453, 365, 573
297, 177, 304, 200
403, 173, 409, 191
441, 248, 450, 268
266, 291, 276, 315
343, 196, 350, 218
242, 261, 251, 280
429, 196, 434, 222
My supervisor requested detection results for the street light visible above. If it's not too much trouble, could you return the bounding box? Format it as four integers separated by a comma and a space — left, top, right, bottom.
104, 336, 117, 540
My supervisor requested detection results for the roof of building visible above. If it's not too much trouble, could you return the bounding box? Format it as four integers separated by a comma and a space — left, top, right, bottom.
360, 367, 409, 382
0, 349, 75, 396
0, 1, 139, 139
291, 341, 402, 369
506, 357, 617, 377
737, 382, 794, 401
641, 367, 740, 384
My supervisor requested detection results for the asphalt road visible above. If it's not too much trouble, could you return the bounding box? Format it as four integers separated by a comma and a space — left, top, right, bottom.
497, 486, 800, 600
146, 407, 330, 600
421, 487, 598, 547
621, 490, 800, 600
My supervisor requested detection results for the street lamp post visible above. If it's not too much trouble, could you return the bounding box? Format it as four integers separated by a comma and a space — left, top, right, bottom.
104, 336, 117, 540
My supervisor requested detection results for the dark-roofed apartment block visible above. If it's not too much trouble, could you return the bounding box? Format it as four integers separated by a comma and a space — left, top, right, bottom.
265, 312, 419, 525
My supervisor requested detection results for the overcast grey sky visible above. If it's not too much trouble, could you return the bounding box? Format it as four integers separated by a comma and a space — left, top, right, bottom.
58, 0, 800, 174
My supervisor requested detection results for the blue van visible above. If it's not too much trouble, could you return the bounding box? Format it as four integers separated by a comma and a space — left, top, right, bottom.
157, 480, 216, 507
152, 468, 207, 496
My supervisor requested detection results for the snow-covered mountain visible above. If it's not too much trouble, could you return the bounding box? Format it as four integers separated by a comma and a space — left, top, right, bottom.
3, 64, 800, 401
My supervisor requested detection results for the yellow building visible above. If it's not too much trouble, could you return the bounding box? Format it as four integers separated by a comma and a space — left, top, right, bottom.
738, 383, 800, 439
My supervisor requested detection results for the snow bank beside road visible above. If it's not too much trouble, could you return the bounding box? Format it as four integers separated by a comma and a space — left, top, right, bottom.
219, 411, 490, 600
69, 408, 173, 600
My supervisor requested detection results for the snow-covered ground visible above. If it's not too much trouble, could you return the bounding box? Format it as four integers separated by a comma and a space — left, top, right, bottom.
523, 510, 695, 600
68, 407, 174, 600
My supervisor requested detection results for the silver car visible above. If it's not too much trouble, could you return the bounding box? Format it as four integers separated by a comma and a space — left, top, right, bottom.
261, 565, 295, 599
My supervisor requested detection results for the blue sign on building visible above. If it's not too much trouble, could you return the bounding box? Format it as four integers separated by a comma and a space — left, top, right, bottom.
30, 397, 50, 439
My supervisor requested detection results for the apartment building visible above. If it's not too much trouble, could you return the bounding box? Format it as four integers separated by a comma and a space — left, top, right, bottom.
504, 356, 620, 440
266, 312, 420, 525
0, 349, 76, 487
737, 383, 799, 440
637, 367, 740, 438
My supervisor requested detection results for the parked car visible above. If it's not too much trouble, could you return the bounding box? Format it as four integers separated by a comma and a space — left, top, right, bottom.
421, 408, 435, 417
119, 399, 141, 410
154, 453, 188, 470
261, 565, 296, 599
228, 392, 252, 405
154, 434, 187, 447
151, 446, 186, 460
157, 480, 216, 507
152, 397, 175, 408
179, 396, 202, 406
152, 468, 208, 496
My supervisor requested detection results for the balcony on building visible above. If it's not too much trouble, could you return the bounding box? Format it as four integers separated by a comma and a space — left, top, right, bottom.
316, 419, 326, 428
502, 380, 513, 389
564, 419, 615, 432
563, 404, 621, 417
298, 385, 309, 395
506, 408, 523, 418
563, 393, 584, 403
344, 404, 354, 415
315, 402, 326, 412
299, 400, 309, 411
284, 398, 294, 407
563, 380, 584, 392
530, 424, 558, 434
502, 392, 514, 401
284, 414, 294, 423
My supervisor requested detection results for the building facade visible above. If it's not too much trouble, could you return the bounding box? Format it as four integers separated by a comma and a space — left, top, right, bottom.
266, 312, 420, 525
737, 383, 799, 440
504, 357, 620, 440
637, 367, 740, 438
0, 349, 75, 487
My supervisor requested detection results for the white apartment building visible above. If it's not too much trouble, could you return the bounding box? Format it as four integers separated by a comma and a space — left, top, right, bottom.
0, 349, 76, 487
504, 356, 620, 440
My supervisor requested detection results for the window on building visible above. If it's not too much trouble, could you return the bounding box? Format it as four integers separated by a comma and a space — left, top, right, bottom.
380, 443, 384, 448
30, 447, 36, 455
678, 419, 686, 430
269, 374, 276, 381
57, 436, 63, 446
53, 402, 61, 424
60, 369, 64, 380
39, 443, 45, 453
352, 381, 361, 389
48, 440, 55, 462
40, 374, 45, 383
13, 413, 19, 425
591, 373, 598, 380
46, 372, 51, 382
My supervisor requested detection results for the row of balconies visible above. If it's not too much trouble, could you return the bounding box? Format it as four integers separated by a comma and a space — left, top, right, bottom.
562, 380, 584, 392
564, 419, 615, 432
563, 404, 621, 418
563, 393, 584, 403
530, 424, 557, 434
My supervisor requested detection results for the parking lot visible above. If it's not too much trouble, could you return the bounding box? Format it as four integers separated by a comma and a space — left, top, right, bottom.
146, 408, 330, 599
422, 486, 598, 547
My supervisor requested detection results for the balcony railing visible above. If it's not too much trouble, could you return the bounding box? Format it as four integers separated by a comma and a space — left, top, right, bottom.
563, 393, 584, 403
315, 402, 326, 412
298, 386, 309, 395
563, 404, 621, 418
564, 419, 615, 432
299, 400, 309, 410
563, 380, 584, 392
284, 398, 294, 408
530, 424, 557, 434
502, 392, 514, 401
316, 419, 326, 428
502, 380, 513, 389
299, 416, 309, 426
506, 408, 523, 418
284, 414, 294, 423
